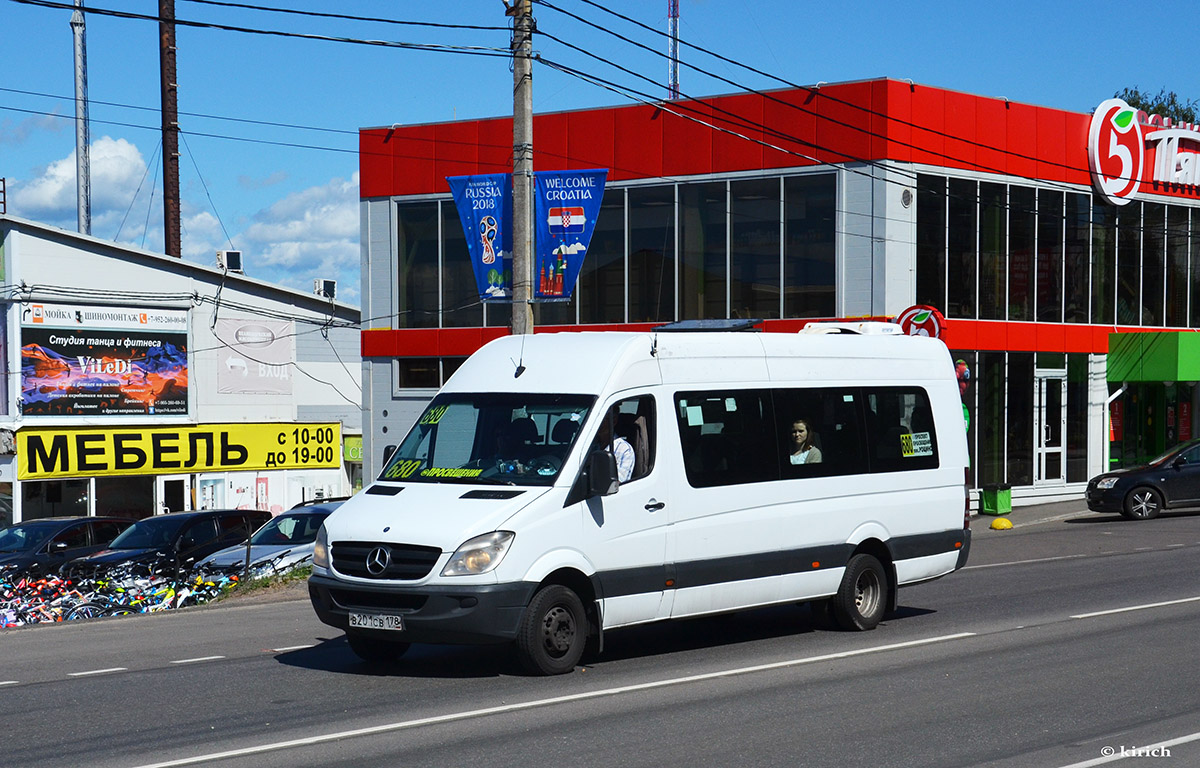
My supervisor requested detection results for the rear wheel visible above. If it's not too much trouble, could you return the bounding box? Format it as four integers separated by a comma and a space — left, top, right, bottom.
1123, 487, 1163, 520
831, 554, 887, 631
65, 602, 107, 620
346, 632, 410, 664
515, 584, 587, 675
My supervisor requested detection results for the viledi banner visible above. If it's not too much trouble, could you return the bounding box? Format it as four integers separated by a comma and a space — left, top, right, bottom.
446, 173, 513, 301
533, 169, 607, 300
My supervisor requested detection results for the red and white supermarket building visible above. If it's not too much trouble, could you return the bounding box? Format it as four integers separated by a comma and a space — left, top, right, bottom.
357, 77, 1200, 506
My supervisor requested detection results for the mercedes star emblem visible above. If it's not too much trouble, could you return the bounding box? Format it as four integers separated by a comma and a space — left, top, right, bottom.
365, 546, 390, 576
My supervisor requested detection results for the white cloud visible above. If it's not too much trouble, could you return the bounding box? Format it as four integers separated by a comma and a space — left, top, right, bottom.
11, 136, 148, 227
232, 172, 360, 302
0, 112, 66, 145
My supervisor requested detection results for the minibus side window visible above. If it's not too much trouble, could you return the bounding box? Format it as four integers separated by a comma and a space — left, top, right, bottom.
675, 390, 776, 488
864, 387, 940, 473
590, 396, 657, 484
773, 388, 868, 479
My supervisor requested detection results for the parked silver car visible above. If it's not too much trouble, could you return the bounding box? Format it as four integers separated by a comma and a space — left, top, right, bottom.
196, 499, 343, 576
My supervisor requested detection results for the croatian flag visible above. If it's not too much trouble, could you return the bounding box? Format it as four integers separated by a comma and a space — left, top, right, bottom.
548, 206, 585, 234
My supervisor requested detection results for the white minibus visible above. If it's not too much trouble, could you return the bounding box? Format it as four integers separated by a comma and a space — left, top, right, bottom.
310, 324, 971, 675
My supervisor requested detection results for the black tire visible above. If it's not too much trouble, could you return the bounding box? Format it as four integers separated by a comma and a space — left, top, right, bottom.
65, 602, 107, 620
515, 584, 587, 675
831, 554, 887, 631
1123, 487, 1163, 520
346, 632, 410, 664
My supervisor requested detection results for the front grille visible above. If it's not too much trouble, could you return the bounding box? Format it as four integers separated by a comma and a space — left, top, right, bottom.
331, 541, 441, 580
329, 589, 427, 612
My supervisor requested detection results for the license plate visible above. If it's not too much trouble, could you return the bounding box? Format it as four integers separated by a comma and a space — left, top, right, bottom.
349, 612, 404, 631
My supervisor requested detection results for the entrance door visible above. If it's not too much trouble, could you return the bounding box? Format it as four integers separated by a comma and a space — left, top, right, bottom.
1034, 373, 1067, 485
156, 474, 192, 514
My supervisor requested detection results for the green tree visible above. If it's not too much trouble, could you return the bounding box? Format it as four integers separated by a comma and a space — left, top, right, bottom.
1116, 87, 1200, 124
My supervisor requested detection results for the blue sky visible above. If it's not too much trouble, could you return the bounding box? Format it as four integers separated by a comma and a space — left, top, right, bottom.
3, 0, 1198, 305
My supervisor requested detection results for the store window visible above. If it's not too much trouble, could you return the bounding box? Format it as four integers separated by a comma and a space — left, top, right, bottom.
442, 200, 484, 329
730, 178, 781, 320
1006, 353, 1034, 486
22, 479, 89, 520
915, 174, 946, 312
96, 476, 154, 519
947, 178, 977, 318
679, 181, 727, 320
628, 185, 676, 323
1142, 203, 1166, 327
1092, 201, 1116, 324
1167, 206, 1189, 327
0, 482, 11, 529
1116, 203, 1141, 325
579, 189, 626, 324
1008, 186, 1035, 321
1036, 189, 1064, 323
784, 174, 835, 318
1064, 193, 1090, 324
978, 183, 1007, 321
978, 351, 1006, 486
396, 202, 440, 329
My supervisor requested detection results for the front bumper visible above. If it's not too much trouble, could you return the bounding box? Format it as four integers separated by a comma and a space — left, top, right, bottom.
1085, 486, 1122, 512
308, 573, 536, 645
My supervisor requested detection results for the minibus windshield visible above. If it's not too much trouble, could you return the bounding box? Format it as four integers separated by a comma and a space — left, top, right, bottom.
378, 393, 595, 486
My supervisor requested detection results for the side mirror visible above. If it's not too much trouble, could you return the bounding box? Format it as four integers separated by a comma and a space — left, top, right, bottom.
50, 541, 69, 551
586, 450, 620, 498
1174, 455, 1188, 468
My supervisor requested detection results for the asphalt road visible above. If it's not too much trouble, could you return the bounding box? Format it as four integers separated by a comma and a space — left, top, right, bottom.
3, 503, 1199, 768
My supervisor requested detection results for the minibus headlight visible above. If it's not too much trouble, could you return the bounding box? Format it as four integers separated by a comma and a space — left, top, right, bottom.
313, 525, 329, 569
442, 532, 515, 576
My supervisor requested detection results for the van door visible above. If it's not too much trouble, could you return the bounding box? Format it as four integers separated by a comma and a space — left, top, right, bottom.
576, 394, 672, 628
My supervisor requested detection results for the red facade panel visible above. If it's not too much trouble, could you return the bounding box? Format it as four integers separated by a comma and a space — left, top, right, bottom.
662, 101, 714, 177
879, 81, 913, 164
359, 129, 393, 199
436, 122, 480, 187
710, 92, 764, 172
760, 88, 819, 169
943, 90, 978, 171
534, 111, 570, 171
909, 86, 947, 167
1004, 101, 1039, 180
974, 97, 1010, 176
1035, 108, 1069, 184
476, 117, 512, 176
566, 108, 617, 174
815, 81, 876, 165
613, 105, 664, 180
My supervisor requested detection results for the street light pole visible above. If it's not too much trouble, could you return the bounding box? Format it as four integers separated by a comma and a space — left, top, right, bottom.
508, 0, 535, 335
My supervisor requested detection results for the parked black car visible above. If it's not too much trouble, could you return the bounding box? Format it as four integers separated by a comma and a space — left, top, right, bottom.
1086, 438, 1200, 519
63, 509, 272, 577
0, 516, 134, 577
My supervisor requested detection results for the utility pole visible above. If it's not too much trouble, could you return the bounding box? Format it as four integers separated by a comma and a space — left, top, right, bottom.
508, 0, 534, 335
71, 0, 91, 235
159, 0, 182, 257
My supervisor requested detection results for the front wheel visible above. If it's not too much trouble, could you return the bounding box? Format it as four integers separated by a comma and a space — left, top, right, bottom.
1123, 487, 1163, 520
831, 554, 887, 631
66, 602, 107, 620
346, 632, 411, 664
515, 584, 588, 675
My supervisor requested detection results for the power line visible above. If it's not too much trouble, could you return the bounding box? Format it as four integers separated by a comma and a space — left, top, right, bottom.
7, 0, 512, 57
180, 0, 510, 32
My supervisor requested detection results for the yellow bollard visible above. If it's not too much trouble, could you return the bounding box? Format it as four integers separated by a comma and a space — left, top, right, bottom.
990, 517, 1013, 530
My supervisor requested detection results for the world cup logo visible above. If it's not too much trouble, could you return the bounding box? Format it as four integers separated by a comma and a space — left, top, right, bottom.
479, 216, 498, 265
1089, 98, 1144, 206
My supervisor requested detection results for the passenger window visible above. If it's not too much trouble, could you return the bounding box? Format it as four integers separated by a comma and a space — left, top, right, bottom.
773, 388, 867, 478
591, 395, 657, 485
676, 390, 775, 488
179, 519, 218, 551
50, 523, 89, 551
91, 521, 126, 545
864, 388, 940, 472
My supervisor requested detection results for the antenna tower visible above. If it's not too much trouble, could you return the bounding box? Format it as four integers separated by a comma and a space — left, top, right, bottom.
668, 0, 680, 100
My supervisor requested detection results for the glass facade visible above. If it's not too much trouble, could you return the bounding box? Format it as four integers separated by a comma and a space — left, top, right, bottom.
395, 172, 836, 330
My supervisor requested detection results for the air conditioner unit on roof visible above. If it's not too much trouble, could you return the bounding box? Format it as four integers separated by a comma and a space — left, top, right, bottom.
314, 278, 337, 299
216, 250, 243, 273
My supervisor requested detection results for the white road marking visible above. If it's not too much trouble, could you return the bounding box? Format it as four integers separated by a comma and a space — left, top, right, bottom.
128, 632, 977, 768
963, 554, 1087, 570
68, 667, 127, 677
1056, 729, 1200, 766
268, 644, 314, 653
170, 656, 226, 664
0, 680, 18, 686
1071, 595, 1200, 619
